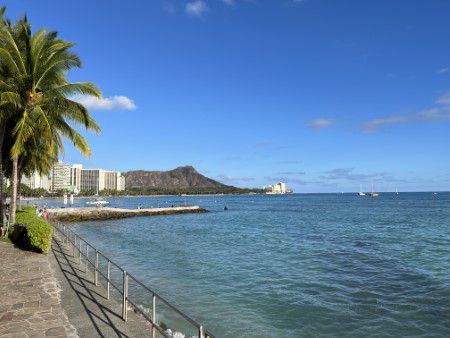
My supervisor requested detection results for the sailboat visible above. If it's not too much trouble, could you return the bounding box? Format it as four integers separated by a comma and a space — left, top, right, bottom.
395, 188, 399, 195
369, 184, 379, 197
357, 184, 366, 196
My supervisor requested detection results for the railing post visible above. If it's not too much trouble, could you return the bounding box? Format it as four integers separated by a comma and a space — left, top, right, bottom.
94, 250, 99, 286
79, 240, 82, 263
107, 260, 110, 300
122, 271, 128, 321
199, 325, 204, 338
152, 293, 156, 337
85, 245, 89, 273
73, 235, 77, 257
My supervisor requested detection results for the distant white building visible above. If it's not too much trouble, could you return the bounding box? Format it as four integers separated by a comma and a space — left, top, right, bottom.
52, 161, 71, 191
117, 173, 126, 191
21, 172, 50, 191
80, 169, 126, 193
264, 182, 291, 194
70, 164, 83, 193
50, 161, 125, 193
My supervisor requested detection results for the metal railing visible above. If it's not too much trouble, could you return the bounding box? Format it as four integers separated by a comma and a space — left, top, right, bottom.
53, 222, 215, 338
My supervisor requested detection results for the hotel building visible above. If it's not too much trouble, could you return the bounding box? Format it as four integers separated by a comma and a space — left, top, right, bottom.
48, 162, 126, 193
79, 168, 126, 193
52, 161, 71, 191
264, 182, 291, 194
21, 172, 50, 191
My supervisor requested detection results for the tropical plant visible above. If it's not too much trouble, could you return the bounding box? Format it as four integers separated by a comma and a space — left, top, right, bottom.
0, 13, 101, 224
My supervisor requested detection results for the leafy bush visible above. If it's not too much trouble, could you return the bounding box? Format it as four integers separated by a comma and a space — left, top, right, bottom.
11, 207, 53, 253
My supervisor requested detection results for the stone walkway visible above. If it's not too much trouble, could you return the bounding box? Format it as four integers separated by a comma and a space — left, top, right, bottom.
0, 233, 162, 338
0, 241, 77, 338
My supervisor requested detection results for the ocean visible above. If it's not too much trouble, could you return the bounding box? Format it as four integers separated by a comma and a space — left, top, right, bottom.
38, 192, 450, 337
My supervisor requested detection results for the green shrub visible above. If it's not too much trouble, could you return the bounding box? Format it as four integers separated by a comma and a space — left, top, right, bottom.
11, 207, 53, 253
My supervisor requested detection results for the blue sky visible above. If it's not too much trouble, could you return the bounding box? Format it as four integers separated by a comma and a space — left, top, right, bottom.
5, 0, 450, 192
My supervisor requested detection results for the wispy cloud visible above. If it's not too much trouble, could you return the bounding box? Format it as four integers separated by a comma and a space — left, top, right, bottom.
216, 174, 254, 184
224, 156, 242, 161
277, 171, 306, 175
186, 0, 208, 16
436, 92, 450, 105
438, 67, 449, 74
265, 176, 320, 186
307, 118, 335, 129
276, 160, 302, 165
73, 95, 136, 111
255, 141, 273, 148
361, 92, 450, 132
321, 168, 402, 182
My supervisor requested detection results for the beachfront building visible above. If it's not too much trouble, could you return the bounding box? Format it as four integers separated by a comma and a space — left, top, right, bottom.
117, 173, 125, 191
80, 169, 125, 193
21, 172, 50, 191
70, 164, 83, 193
264, 182, 291, 194
52, 161, 71, 191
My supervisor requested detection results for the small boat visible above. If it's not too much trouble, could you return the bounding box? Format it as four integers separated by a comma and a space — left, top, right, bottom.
369, 184, 379, 197
224, 206, 228, 211
432, 192, 438, 196
395, 188, 399, 195
358, 184, 366, 196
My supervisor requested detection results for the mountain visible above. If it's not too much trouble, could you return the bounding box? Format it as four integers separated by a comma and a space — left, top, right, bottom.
124, 166, 232, 190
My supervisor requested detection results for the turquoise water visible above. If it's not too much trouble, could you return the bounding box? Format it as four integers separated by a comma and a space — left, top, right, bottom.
44, 193, 450, 337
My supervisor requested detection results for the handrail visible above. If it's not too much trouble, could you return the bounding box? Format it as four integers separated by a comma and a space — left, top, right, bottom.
52, 222, 216, 338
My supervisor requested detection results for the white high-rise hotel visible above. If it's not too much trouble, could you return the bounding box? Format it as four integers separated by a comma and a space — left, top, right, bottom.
48, 161, 125, 193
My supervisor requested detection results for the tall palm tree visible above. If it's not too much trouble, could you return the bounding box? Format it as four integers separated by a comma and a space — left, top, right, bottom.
0, 15, 101, 224
0, 5, 10, 226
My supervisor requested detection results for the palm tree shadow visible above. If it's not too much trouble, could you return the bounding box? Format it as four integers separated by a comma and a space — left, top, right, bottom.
51, 236, 132, 338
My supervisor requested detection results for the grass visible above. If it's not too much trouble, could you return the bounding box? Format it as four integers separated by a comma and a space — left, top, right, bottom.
0, 236, 12, 244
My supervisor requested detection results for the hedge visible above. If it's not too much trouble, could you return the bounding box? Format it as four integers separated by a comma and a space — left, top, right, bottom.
11, 207, 53, 254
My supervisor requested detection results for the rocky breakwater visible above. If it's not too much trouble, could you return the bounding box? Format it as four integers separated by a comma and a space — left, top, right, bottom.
47, 206, 208, 222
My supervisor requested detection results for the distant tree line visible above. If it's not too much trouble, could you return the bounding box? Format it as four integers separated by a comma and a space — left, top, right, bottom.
16, 186, 265, 197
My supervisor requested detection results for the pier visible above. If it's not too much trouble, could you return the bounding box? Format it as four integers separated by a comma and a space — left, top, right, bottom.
47, 206, 208, 222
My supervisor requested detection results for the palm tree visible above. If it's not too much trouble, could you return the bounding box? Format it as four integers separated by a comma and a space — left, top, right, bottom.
0, 15, 101, 224
0, 5, 10, 226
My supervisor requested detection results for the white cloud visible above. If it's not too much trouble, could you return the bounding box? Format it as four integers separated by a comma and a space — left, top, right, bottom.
361, 108, 450, 133
216, 174, 254, 183
73, 95, 136, 111
437, 67, 449, 74
360, 91, 450, 132
186, 0, 208, 16
436, 92, 450, 105
307, 118, 335, 129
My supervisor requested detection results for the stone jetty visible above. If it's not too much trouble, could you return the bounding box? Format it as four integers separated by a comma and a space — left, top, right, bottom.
47, 206, 208, 222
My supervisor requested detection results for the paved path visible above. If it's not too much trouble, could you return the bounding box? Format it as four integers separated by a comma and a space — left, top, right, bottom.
0, 241, 77, 338
49, 233, 156, 338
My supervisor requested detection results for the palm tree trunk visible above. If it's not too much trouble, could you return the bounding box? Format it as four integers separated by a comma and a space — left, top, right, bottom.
0, 123, 4, 227
17, 173, 22, 211
9, 156, 18, 225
